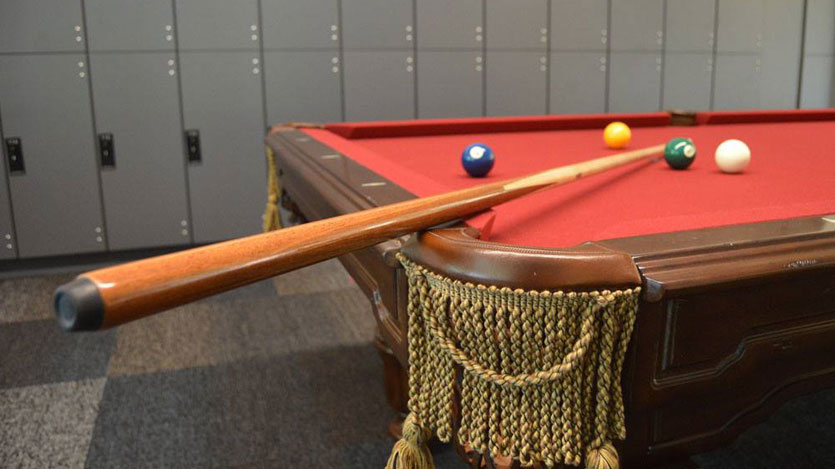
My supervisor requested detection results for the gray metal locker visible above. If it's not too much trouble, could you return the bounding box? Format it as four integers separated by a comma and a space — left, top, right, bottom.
343, 51, 415, 121
0, 157, 16, 260
180, 52, 265, 243
0, 55, 104, 258
89, 53, 189, 250
551, 0, 608, 51
176, 0, 259, 51
341, 0, 414, 49
550, 52, 607, 114
486, 0, 548, 50
85, 0, 175, 52
416, 0, 482, 49
265, 51, 342, 123
800, 57, 835, 108
663, 0, 715, 111
486, 52, 548, 116
417, 51, 483, 118
801, 0, 835, 108
712, 55, 761, 109
261, 0, 339, 49
610, 0, 664, 52
757, 0, 803, 109
716, 0, 764, 53
608, 52, 662, 112
665, 0, 716, 52
714, 0, 802, 109
0, 0, 86, 53
804, 0, 835, 56
662, 53, 713, 110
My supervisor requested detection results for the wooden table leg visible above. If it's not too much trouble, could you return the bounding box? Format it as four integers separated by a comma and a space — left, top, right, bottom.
373, 332, 408, 438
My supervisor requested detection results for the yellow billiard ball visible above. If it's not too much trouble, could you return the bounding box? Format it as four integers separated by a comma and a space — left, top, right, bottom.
603, 121, 632, 149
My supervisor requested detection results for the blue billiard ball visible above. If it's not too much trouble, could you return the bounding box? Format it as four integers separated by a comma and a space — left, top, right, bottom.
461, 143, 495, 177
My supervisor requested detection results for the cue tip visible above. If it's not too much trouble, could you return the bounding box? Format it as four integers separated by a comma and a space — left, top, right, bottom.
53, 277, 105, 331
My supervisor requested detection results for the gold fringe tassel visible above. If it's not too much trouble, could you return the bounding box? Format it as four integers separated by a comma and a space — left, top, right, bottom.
263, 145, 281, 232
585, 442, 619, 469
386, 413, 436, 469
392, 254, 640, 468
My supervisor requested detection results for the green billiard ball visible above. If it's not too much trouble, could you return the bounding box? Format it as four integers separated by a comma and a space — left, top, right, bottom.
664, 138, 697, 170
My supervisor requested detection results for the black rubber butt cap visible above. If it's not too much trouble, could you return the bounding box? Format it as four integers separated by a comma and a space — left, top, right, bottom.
53, 278, 105, 331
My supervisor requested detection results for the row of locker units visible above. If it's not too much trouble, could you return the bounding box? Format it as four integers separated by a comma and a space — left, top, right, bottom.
2, 0, 834, 54
0, 0, 833, 115
0, 47, 831, 264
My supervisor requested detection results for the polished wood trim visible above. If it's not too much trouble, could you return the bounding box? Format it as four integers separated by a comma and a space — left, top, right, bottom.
401, 227, 641, 291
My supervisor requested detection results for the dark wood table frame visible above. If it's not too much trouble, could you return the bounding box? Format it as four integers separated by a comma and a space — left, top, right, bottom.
265, 117, 835, 468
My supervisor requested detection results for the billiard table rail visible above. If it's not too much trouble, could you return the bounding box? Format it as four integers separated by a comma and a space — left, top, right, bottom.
401, 227, 641, 291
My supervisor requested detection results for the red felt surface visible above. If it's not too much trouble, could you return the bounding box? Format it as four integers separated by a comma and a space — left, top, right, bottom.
304, 113, 835, 248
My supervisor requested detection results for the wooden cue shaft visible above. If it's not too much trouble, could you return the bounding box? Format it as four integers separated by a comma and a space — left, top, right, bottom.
54, 143, 665, 331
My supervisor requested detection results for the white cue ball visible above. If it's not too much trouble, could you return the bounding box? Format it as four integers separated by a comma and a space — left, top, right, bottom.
714, 139, 751, 173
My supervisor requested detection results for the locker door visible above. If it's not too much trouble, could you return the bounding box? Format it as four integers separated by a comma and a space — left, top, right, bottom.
800, 0, 835, 107
758, 0, 803, 109
0, 155, 16, 260
665, 0, 716, 52
713, 55, 761, 110
265, 52, 342, 123
550, 52, 607, 114
714, 0, 802, 109
0, 0, 85, 53
662, 53, 713, 110
344, 51, 415, 121
180, 52, 265, 243
85, 0, 175, 52
341, 0, 414, 49
800, 57, 835, 108
804, 0, 835, 57
417, 51, 483, 118
0, 55, 104, 258
90, 53, 189, 249
664, 0, 715, 111
417, 0, 482, 49
716, 0, 764, 53
608, 52, 662, 112
486, 52, 548, 117
176, 0, 260, 50
262, 0, 339, 49
486, 0, 548, 50
610, 0, 664, 52
551, 0, 608, 51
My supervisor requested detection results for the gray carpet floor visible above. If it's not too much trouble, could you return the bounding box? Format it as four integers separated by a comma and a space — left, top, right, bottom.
1, 259, 833, 468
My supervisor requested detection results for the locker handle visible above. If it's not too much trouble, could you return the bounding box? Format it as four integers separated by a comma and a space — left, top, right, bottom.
4, 137, 25, 174
98, 133, 115, 167
185, 129, 201, 163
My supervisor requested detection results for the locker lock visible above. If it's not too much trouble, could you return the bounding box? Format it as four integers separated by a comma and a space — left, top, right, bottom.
4, 137, 25, 174
185, 130, 201, 163
98, 133, 115, 167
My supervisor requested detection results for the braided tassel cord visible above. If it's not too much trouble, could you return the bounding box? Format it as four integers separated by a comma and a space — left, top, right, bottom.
386, 413, 435, 469
262, 146, 281, 232
395, 254, 640, 469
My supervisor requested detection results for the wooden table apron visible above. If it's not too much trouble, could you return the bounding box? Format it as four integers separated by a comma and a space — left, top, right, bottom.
265, 114, 835, 468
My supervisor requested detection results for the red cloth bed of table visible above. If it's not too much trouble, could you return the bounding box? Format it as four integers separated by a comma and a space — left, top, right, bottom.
304, 111, 835, 248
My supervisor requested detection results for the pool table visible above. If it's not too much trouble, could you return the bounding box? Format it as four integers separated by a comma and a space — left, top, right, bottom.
265, 110, 835, 467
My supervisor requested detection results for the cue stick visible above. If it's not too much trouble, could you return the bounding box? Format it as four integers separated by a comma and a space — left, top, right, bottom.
54, 143, 665, 331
